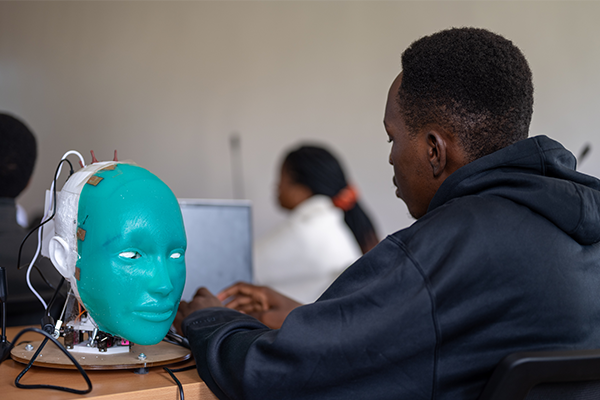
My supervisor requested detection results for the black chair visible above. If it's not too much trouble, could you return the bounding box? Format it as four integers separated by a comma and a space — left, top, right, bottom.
478, 349, 600, 400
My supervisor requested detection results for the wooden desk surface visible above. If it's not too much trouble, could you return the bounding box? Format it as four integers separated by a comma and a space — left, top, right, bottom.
1, 326, 218, 400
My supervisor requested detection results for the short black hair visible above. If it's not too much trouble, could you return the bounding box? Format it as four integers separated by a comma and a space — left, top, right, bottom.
0, 113, 37, 198
399, 27, 534, 161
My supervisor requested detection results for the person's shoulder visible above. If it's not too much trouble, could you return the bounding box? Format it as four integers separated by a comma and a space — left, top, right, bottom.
291, 195, 339, 222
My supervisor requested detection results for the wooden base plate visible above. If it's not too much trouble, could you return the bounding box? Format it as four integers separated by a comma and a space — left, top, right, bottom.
11, 340, 191, 370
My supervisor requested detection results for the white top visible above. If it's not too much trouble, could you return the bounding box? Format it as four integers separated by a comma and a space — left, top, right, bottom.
254, 195, 362, 303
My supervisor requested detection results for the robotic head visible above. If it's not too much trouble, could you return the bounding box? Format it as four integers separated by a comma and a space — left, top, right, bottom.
48, 160, 186, 345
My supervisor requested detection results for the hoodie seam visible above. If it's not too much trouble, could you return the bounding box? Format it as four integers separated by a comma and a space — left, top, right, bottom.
570, 183, 600, 243
387, 235, 440, 400
533, 137, 547, 176
572, 183, 585, 237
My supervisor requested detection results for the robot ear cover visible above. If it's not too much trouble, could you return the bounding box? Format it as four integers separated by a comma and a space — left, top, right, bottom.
49, 236, 74, 279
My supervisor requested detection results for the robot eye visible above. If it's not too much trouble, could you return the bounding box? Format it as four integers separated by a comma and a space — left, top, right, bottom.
119, 251, 141, 259
170, 252, 183, 259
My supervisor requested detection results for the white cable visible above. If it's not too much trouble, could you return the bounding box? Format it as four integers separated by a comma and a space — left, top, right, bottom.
48, 150, 86, 202
62, 150, 86, 168
26, 150, 86, 310
26, 226, 47, 309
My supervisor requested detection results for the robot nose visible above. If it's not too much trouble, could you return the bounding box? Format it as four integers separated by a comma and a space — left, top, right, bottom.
148, 259, 174, 296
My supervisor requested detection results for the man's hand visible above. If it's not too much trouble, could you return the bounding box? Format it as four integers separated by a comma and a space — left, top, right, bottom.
218, 282, 303, 329
174, 287, 223, 334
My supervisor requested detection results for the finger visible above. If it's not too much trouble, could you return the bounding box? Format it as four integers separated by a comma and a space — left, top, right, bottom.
237, 303, 265, 314
225, 295, 255, 310
217, 283, 242, 301
218, 282, 255, 300
226, 295, 267, 314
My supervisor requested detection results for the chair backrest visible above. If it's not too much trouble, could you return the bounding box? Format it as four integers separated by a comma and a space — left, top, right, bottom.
478, 349, 600, 400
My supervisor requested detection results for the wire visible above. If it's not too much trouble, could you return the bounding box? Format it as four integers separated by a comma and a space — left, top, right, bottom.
60, 150, 86, 169
57, 290, 71, 324
164, 328, 190, 349
45, 277, 65, 317
7, 327, 92, 394
17, 157, 75, 310
163, 365, 196, 400
16, 149, 85, 273
169, 365, 197, 372
24, 159, 72, 309
164, 367, 184, 400
32, 264, 56, 290
17, 157, 75, 270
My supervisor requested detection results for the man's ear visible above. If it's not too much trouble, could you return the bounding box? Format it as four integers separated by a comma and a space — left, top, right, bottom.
49, 236, 74, 279
426, 130, 447, 178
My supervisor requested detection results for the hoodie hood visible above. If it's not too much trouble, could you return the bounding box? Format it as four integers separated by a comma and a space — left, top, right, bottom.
429, 135, 600, 245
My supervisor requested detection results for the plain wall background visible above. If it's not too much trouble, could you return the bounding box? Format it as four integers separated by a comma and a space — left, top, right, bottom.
2, 1, 599, 240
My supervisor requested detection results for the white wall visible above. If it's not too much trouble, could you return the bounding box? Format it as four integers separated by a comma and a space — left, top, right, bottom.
2, 1, 600, 240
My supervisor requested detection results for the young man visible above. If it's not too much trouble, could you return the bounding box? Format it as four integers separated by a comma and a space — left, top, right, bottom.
176, 28, 600, 399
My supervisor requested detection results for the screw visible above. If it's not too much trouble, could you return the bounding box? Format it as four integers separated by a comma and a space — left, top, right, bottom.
25, 344, 34, 351
138, 353, 147, 361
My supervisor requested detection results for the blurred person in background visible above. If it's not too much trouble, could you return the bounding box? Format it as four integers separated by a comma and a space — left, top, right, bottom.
0, 112, 61, 326
253, 144, 379, 304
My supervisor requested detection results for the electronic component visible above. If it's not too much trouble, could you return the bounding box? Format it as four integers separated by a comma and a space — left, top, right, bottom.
55, 288, 132, 354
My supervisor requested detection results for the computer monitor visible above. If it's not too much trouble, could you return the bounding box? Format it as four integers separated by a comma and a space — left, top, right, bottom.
178, 199, 253, 301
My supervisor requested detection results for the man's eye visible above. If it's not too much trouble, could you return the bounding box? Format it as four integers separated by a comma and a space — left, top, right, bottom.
170, 252, 183, 259
119, 251, 141, 259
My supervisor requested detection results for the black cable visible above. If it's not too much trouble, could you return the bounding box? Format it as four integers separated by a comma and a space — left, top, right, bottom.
164, 329, 190, 349
15, 337, 49, 386
163, 365, 196, 400
17, 158, 74, 271
32, 264, 56, 290
45, 277, 65, 316
169, 364, 197, 373
164, 366, 185, 400
40, 277, 65, 335
7, 327, 92, 394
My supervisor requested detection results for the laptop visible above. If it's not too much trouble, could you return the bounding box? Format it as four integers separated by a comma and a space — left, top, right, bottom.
178, 199, 253, 301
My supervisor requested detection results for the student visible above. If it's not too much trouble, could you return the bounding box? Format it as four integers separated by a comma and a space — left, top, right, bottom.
176, 28, 600, 399
254, 145, 378, 304
0, 113, 61, 326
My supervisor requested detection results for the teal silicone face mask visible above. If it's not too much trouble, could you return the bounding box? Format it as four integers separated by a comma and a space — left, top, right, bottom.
75, 164, 186, 345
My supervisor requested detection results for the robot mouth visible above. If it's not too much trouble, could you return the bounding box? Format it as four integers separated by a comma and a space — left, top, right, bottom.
132, 309, 174, 322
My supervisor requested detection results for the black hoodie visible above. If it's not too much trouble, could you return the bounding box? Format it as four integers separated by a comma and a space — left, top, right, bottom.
183, 135, 600, 400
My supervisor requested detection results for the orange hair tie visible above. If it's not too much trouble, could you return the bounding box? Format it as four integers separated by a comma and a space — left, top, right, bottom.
332, 185, 358, 211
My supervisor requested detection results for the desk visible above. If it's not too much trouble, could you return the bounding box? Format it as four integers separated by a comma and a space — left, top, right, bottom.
1, 326, 218, 400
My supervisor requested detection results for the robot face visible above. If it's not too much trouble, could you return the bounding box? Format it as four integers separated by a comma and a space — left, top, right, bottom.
74, 164, 186, 345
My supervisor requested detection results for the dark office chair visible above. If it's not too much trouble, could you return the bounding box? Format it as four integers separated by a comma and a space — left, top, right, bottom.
478, 349, 600, 400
